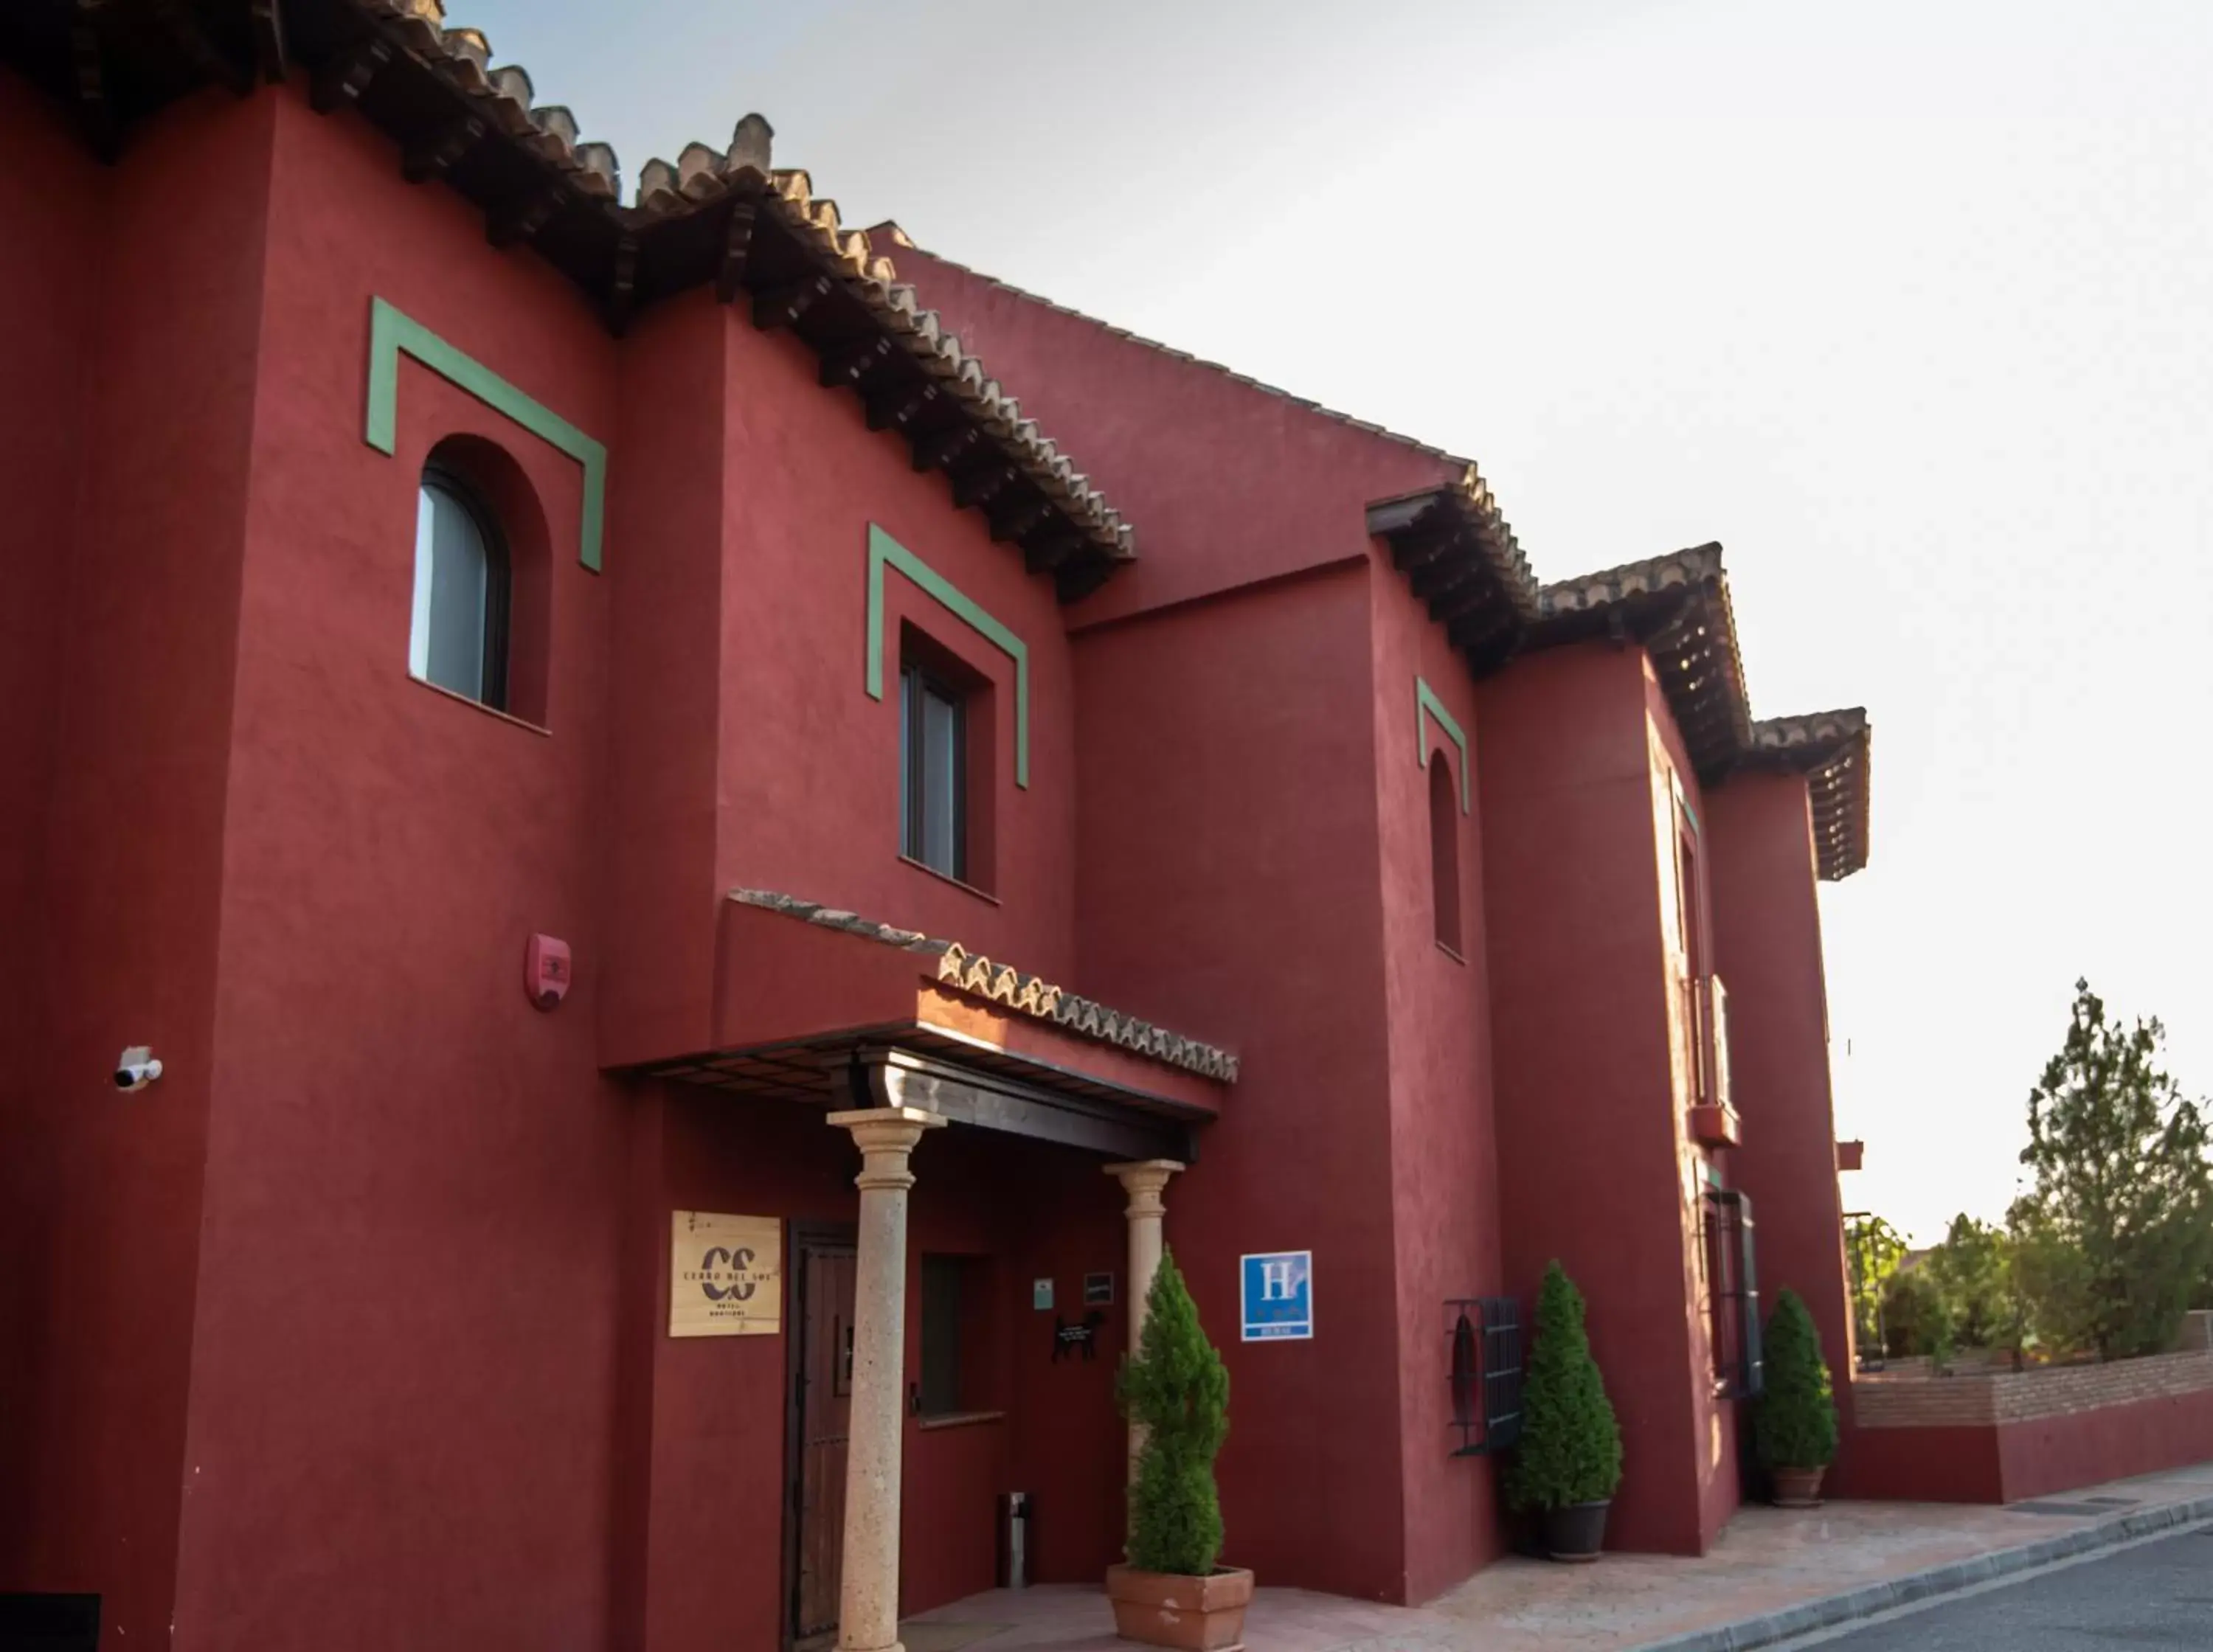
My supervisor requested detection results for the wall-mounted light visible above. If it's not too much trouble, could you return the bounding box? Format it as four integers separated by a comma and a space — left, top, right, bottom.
114, 1046, 163, 1092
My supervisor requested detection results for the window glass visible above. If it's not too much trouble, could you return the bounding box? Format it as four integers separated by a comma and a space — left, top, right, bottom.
901, 664, 966, 880
410, 474, 506, 708
1430, 753, 1461, 954
918, 1254, 966, 1416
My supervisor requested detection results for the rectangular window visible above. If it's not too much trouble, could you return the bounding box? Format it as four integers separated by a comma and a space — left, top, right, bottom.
900, 664, 966, 881
1703, 1188, 1764, 1399
918, 1253, 991, 1418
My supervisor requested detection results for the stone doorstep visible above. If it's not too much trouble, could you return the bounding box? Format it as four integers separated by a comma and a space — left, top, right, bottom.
1629, 1494, 2213, 1652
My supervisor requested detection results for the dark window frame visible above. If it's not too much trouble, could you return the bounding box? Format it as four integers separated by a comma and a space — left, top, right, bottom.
418, 461, 513, 712
899, 662, 968, 881
1703, 1187, 1764, 1400
1429, 751, 1464, 957
1447, 1296, 1523, 1456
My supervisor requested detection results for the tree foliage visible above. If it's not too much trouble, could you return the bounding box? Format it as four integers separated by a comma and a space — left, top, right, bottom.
1879, 1267, 1947, 1359
1755, 1289, 1839, 1470
2006, 980, 2213, 1360
1845, 1215, 1908, 1352
1117, 1249, 1229, 1576
1924, 1215, 2022, 1354
1506, 1262, 1623, 1511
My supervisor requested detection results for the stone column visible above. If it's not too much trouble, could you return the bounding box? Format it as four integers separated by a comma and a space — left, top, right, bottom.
829, 1106, 944, 1652
1105, 1159, 1185, 1496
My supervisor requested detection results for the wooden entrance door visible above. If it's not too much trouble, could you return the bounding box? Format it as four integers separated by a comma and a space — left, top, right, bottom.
789, 1230, 857, 1647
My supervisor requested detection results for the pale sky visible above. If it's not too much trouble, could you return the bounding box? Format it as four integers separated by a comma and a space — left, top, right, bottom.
457, 0, 2213, 1243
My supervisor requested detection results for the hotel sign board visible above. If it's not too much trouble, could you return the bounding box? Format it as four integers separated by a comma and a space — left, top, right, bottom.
669, 1211, 783, 1337
1241, 1250, 1314, 1342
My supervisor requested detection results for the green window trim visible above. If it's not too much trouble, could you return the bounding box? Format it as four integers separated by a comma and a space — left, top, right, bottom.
1416, 676, 1470, 814
364, 296, 608, 573
865, 524, 1030, 789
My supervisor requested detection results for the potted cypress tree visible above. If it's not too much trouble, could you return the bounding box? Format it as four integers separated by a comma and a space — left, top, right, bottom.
1756, 1288, 1840, 1507
1106, 1248, 1253, 1651
1506, 1261, 1623, 1561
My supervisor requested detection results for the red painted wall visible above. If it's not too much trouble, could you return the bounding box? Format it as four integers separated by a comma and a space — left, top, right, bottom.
890, 246, 1459, 626
0, 70, 101, 1570
1705, 771, 1861, 1467
1839, 1425, 2006, 1503
600, 285, 1084, 1072
1370, 572, 1508, 1599
1841, 1386, 2213, 1504
1479, 644, 1733, 1555
0, 86, 274, 1649
163, 90, 626, 1652
1073, 564, 1416, 1599
1996, 1386, 2213, 1501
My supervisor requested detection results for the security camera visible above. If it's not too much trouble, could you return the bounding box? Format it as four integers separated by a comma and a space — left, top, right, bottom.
114, 1046, 163, 1092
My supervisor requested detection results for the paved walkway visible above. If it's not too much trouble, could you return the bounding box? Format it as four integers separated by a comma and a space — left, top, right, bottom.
900, 1462, 2213, 1652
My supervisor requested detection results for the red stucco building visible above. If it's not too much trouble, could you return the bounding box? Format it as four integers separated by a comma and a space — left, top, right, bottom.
0, 4, 1877, 1650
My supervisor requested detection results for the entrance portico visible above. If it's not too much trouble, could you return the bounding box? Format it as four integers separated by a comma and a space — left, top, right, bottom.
634, 889, 1236, 1649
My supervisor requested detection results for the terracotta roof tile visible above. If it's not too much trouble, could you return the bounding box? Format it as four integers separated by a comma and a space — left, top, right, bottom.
1743, 708, 1873, 881
1533, 542, 1751, 781
729, 889, 1239, 1082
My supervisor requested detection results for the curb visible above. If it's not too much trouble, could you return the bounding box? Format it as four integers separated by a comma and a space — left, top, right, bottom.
1632, 1493, 2213, 1651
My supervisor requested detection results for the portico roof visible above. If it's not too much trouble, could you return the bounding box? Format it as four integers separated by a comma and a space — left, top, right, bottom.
627, 890, 1235, 1163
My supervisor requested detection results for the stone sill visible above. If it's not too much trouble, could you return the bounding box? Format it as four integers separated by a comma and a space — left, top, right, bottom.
1687, 1102, 1742, 1149
898, 856, 1000, 906
916, 1409, 1006, 1432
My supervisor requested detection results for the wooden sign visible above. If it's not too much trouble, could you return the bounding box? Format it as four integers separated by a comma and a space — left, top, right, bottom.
669, 1212, 783, 1337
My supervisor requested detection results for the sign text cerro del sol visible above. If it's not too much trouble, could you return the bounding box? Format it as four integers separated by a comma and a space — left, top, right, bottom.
669, 1211, 783, 1337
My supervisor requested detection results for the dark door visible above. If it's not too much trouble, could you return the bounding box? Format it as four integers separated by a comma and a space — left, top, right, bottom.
789, 1232, 857, 1648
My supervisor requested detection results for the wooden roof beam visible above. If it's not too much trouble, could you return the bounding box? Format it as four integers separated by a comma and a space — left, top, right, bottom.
987, 491, 1053, 546
751, 271, 832, 331
486, 182, 567, 249
713, 200, 758, 303
401, 112, 485, 184
310, 34, 392, 114
949, 457, 1017, 510
820, 334, 894, 391
864, 380, 937, 434
69, 4, 117, 164
249, 0, 286, 83
147, 0, 252, 95
1022, 521, 1083, 575
605, 232, 640, 336
910, 420, 981, 475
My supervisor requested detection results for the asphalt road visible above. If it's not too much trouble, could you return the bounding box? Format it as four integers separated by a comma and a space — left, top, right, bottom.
1812, 1525, 2212, 1649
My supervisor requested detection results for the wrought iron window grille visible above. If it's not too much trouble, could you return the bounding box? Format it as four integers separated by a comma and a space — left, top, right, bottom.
1447, 1297, 1523, 1457
1702, 1188, 1764, 1401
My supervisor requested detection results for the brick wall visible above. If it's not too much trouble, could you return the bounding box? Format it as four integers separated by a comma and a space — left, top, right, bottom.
1854, 1348, 2213, 1429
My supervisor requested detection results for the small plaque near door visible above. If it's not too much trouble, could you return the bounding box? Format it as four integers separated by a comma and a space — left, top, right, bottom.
1084, 1271, 1115, 1306
669, 1211, 783, 1336
1032, 1277, 1055, 1311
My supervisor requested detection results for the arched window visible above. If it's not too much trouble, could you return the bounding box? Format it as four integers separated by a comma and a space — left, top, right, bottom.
1430, 751, 1462, 956
409, 466, 510, 709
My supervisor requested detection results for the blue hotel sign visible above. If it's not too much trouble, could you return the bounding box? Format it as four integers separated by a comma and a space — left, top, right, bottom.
1240, 1251, 1313, 1342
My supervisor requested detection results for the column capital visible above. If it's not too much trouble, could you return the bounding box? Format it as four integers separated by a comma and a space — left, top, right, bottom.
830, 1107, 946, 1192
1105, 1158, 1185, 1218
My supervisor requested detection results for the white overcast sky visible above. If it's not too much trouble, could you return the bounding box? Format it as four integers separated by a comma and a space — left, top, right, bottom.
457, 0, 2213, 1243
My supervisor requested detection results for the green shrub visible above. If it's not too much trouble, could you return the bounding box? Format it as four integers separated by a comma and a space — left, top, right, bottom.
1506, 1262, 1623, 1511
1755, 1289, 1840, 1469
1117, 1248, 1229, 1575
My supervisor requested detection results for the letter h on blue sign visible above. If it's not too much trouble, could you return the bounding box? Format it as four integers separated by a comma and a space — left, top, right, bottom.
1240, 1252, 1313, 1342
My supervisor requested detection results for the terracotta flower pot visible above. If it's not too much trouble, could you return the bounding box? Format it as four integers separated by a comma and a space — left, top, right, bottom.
1771, 1465, 1826, 1508
1105, 1562, 1256, 1651
1541, 1500, 1610, 1562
